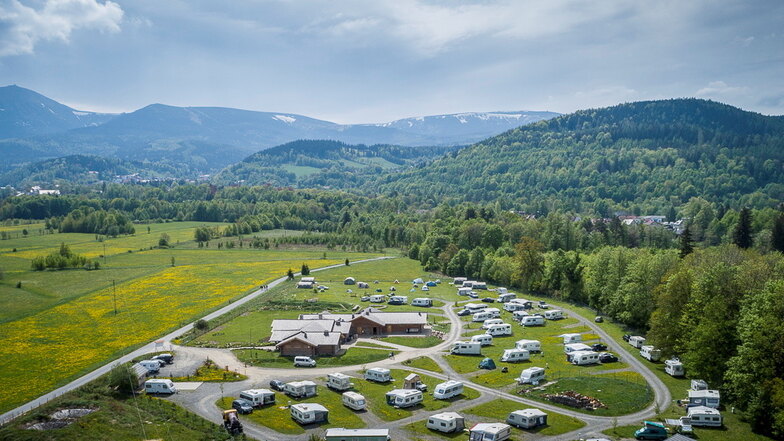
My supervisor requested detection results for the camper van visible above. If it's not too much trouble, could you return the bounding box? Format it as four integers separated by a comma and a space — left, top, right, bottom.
284, 381, 317, 398
341, 391, 367, 411
385, 389, 423, 408
482, 318, 504, 329
501, 348, 530, 362
388, 295, 408, 305
239, 389, 275, 407
505, 302, 526, 312
515, 339, 541, 352
471, 334, 493, 346
365, 368, 392, 383
512, 310, 530, 321
451, 341, 482, 355
485, 323, 513, 337
290, 403, 328, 425
564, 343, 592, 354
507, 409, 547, 429
688, 389, 720, 408
327, 373, 354, 391
570, 350, 600, 365
369, 294, 386, 303
518, 367, 546, 385
544, 310, 564, 320
473, 311, 493, 322
665, 359, 685, 377
433, 380, 464, 400
469, 423, 512, 441
687, 406, 723, 427
144, 379, 176, 394
521, 315, 545, 327
412, 298, 432, 307
629, 336, 646, 348
640, 345, 662, 362
427, 412, 465, 433
561, 333, 582, 344
140, 360, 162, 374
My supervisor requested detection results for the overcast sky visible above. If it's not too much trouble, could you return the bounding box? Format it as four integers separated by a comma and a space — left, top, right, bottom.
1, 0, 783, 123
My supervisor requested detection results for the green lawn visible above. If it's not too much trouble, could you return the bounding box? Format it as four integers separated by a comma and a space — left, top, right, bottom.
402, 356, 444, 373
378, 336, 443, 348
165, 360, 247, 382
464, 398, 586, 436
191, 309, 303, 347
233, 347, 393, 368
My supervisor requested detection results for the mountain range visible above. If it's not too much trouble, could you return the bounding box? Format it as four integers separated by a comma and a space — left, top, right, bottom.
0, 85, 558, 174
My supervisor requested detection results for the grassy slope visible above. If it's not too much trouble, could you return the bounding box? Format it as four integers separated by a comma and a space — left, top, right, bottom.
234, 347, 394, 368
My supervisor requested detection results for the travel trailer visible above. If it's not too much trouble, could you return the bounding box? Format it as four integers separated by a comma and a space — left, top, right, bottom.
427, 412, 465, 433
144, 379, 176, 394
473, 282, 488, 290
469, 423, 512, 441
505, 302, 526, 312
640, 345, 662, 362
687, 406, 723, 427
433, 380, 464, 400
365, 368, 392, 383
501, 348, 530, 362
688, 389, 720, 408
512, 310, 530, 320
482, 318, 504, 329
239, 389, 275, 406
388, 295, 408, 305
341, 391, 367, 411
471, 334, 493, 346
518, 367, 546, 385
290, 403, 328, 425
139, 360, 162, 374
564, 343, 592, 354
544, 310, 564, 320
324, 429, 389, 441
412, 298, 432, 307
369, 294, 386, 303
485, 307, 501, 318
458, 287, 473, 296
691, 379, 708, 391
665, 359, 685, 377
327, 373, 354, 391
284, 381, 317, 398
628, 335, 646, 348
521, 315, 545, 326
485, 323, 513, 337
560, 333, 582, 344
465, 303, 488, 313
515, 339, 541, 352
462, 280, 478, 288
385, 389, 423, 408
473, 311, 493, 322
570, 350, 600, 365
453, 277, 467, 285
496, 287, 508, 295
451, 341, 482, 355
510, 298, 533, 308
507, 409, 547, 429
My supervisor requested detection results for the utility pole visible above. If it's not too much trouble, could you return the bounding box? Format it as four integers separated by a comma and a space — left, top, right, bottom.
103, 243, 106, 264
112, 279, 117, 315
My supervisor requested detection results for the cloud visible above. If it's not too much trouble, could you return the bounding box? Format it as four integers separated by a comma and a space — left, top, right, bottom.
695, 81, 750, 98
0, 0, 123, 56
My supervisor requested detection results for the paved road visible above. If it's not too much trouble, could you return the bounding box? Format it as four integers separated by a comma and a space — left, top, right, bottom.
0, 256, 394, 425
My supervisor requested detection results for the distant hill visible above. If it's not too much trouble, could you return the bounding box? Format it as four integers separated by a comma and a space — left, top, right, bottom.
376, 99, 784, 213
214, 139, 459, 187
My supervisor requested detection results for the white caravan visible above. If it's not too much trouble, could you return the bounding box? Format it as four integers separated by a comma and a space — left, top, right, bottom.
501, 348, 530, 362
505, 302, 526, 312
485, 323, 513, 337
451, 341, 482, 355
365, 368, 392, 383
515, 339, 541, 352
471, 334, 494, 346
458, 287, 473, 296
369, 294, 386, 303
521, 315, 545, 326
688, 389, 720, 408
465, 303, 488, 313
507, 409, 548, 429
560, 333, 582, 344
342, 391, 367, 411
327, 373, 354, 391
570, 350, 600, 365
284, 381, 317, 398
469, 423, 512, 441
453, 277, 467, 285
687, 406, 723, 427
139, 360, 162, 374
239, 389, 275, 406
564, 343, 592, 354
144, 379, 176, 394
427, 412, 465, 433
412, 298, 432, 307
485, 307, 501, 318
640, 345, 662, 362
518, 367, 546, 385
482, 318, 504, 329
433, 380, 464, 400
473, 311, 493, 322
544, 310, 564, 320
385, 389, 423, 408
496, 287, 508, 295
513, 310, 530, 320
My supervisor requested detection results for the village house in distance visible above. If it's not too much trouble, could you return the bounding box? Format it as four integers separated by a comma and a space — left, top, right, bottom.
271, 307, 429, 356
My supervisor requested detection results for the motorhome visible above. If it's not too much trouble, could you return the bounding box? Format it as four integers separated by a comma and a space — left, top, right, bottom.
628, 336, 646, 348
341, 391, 367, 411
470, 334, 493, 346
688, 389, 720, 408
324, 429, 389, 441
570, 350, 600, 365
473, 311, 493, 322
433, 380, 464, 400
544, 310, 564, 320
513, 310, 530, 321
427, 412, 465, 433
640, 345, 662, 362
518, 367, 546, 385
664, 359, 685, 377
485, 323, 513, 337
687, 406, 723, 427
327, 373, 354, 391
412, 298, 432, 307
501, 348, 530, 362
140, 360, 162, 374
515, 339, 541, 352
482, 318, 504, 329
560, 333, 582, 344
290, 403, 328, 425
507, 409, 547, 429
369, 294, 386, 303
520, 315, 544, 326
144, 379, 176, 394
364, 368, 392, 383
468, 423, 512, 441
451, 341, 482, 355
564, 343, 592, 354
239, 389, 275, 406
284, 381, 317, 398
485, 307, 501, 318
388, 295, 408, 305
385, 389, 423, 408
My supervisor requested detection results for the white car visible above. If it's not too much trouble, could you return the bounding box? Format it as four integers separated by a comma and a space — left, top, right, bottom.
293, 356, 316, 367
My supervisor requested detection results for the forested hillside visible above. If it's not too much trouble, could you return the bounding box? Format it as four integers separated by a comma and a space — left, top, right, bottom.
377, 99, 784, 214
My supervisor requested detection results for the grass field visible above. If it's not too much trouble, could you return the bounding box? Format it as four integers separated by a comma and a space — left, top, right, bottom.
402, 356, 444, 373
378, 336, 443, 348
234, 347, 394, 368
0, 220, 383, 414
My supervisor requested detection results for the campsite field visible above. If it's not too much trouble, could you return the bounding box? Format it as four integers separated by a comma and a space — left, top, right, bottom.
0, 221, 382, 414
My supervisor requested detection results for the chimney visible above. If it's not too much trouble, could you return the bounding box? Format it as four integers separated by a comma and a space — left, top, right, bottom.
318, 314, 323, 319
324, 331, 329, 336
303, 332, 307, 338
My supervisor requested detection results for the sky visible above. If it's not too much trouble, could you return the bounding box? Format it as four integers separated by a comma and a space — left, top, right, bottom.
1, 0, 783, 123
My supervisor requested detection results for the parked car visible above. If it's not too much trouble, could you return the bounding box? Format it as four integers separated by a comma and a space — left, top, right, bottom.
622, 334, 631, 342
468, 292, 479, 299
599, 352, 619, 363
592, 343, 608, 351
269, 380, 285, 391
360, 296, 370, 302
294, 356, 316, 367
457, 309, 472, 316
232, 399, 254, 414
481, 297, 495, 303
594, 316, 604, 323
538, 302, 549, 309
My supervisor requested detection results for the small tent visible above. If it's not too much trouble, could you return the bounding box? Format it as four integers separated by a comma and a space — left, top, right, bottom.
478, 357, 496, 370
344, 277, 356, 285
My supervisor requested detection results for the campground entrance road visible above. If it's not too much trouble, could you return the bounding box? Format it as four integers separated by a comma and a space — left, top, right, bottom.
0, 256, 394, 426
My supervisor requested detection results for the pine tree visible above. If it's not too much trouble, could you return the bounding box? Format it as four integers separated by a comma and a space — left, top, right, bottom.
679, 226, 694, 258
732, 207, 753, 249
772, 213, 784, 253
